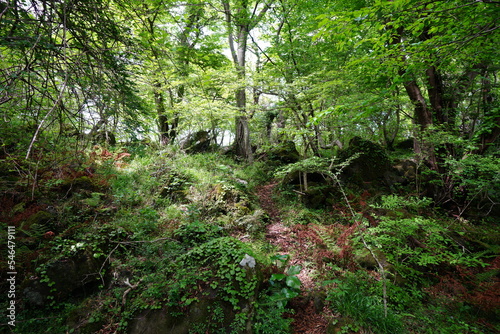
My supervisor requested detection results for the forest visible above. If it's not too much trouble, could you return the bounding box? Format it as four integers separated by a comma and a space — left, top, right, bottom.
1, 0, 499, 333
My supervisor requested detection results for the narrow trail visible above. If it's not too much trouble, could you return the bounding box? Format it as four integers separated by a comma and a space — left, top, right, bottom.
255, 183, 330, 334
256, 183, 292, 249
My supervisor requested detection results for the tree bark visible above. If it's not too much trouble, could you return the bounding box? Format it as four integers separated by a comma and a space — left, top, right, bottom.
222, 0, 270, 162
401, 78, 441, 170
234, 23, 254, 162
154, 82, 174, 146
426, 66, 452, 125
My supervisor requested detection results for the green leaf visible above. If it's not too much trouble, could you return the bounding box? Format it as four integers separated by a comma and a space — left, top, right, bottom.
281, 287, 299, 299
271, 273, 287, 281
285, 276, 301, 290
270, 254, 289, 263
287, 265, 302, 276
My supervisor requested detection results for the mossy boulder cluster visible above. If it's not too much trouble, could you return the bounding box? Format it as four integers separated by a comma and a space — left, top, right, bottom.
127, 237, 263, 334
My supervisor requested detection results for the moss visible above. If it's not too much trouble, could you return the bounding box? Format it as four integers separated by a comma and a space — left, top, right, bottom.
23, 210, 54, 228
128, 301, 236, 334
59, 176, 108, 195
66, 298, 106, 334
338, 136, 392, 186
266, 140, 300, 164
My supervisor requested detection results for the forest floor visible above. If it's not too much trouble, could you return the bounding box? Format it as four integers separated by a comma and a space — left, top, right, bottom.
256, 182, 331, 334
5, 149, 498, 334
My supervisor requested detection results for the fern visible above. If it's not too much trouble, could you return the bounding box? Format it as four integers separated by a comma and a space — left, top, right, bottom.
315, 225, 340, 253
21, 223, 47, 238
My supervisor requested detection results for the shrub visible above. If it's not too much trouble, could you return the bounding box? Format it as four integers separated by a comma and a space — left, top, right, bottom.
327, 272, 404, 334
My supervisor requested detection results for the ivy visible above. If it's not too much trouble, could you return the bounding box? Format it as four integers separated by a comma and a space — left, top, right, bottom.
166, 237, 260, 309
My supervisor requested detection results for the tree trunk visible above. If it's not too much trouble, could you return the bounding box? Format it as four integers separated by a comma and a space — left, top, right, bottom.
475, 69, 500, 154
426, 66, 455, 126
233, 28, 254, 162
382, 101, 400, 151
401, 78, 441, 171
222, 0, 269, 162
154, 83, 170, 146
235, 115, 253, 161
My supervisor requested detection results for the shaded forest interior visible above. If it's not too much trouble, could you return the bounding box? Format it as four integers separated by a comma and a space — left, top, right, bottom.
1, 0, 499, 333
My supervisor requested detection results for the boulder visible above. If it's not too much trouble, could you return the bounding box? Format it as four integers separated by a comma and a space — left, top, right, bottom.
266, 141, 300, 164
392, 159, 417, 183
180, 130, 215, 153
22, 247, 108, 307
279, 163, 338, 209
354, 248, 406, 286
127, 237, 263, 333
394, 138, 415, 150
338, 137, 392, 188
127, 300, 237, 334
66, 298, 107, 334
21, 210, 55, 231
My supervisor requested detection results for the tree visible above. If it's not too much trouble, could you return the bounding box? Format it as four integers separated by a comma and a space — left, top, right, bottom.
122, 0, 229, 146
317, 0, 499, 203
221, 0, 271, 161
256, 0, 361, 156
0, 0, 142, 156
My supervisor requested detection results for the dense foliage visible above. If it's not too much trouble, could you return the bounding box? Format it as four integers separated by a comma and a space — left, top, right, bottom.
1, 0, 499, 333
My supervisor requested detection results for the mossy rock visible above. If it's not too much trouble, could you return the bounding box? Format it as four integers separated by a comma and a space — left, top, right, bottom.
354, 248, 387, 271
66, 298, 106, 334
338, 137, 392, 187
281, 170, 326, 186
157, 170, 191, 203
22, 247, 108, 307
235, 209, 268, 235
354, 248, 406, 286
60, 176, 107, 194
394, 138, 415, 150
180, 130, 216, 153
302, 183, 338, 209
21, 210, 55, 230
203, 183, 253, 218
266, 140, 300, 164
127, 300, 238, 334
177, 237, 264, 301
392, 159, 417, 183
280, 170, 337, 209
128, 238, 263, 333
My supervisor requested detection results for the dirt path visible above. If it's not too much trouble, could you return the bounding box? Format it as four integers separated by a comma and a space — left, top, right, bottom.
255, 183, 330, 334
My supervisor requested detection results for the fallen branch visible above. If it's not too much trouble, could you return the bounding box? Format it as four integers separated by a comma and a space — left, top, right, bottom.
98, 243, 120, 286
122, 277, 144, 308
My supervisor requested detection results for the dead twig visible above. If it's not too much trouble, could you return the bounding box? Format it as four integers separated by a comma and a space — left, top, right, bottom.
122, 277, 144, 308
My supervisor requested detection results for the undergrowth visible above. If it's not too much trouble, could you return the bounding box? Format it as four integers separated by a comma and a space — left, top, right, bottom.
4, 145, 499, 334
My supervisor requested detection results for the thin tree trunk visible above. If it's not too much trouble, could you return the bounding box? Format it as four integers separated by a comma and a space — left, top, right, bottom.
475, 70, 500, 154
222, 0, 269, 162
154, 83, 170, 146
